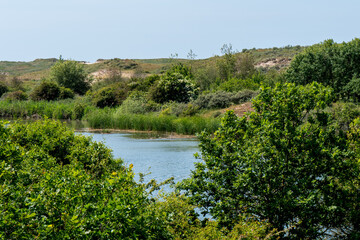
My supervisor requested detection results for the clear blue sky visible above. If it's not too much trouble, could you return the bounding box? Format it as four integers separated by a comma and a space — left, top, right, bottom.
1, 0, 359, 62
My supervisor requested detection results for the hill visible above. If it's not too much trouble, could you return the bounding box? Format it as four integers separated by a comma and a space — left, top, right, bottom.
0, 45, 305, 81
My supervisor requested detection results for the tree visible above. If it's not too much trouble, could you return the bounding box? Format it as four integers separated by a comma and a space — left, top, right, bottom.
217, 43, 237, 80
286, 38, 360, 99
50, 59, 90, 95
0, 119, 171, 239
178, 82, 360, 238
150, 64, 198, 103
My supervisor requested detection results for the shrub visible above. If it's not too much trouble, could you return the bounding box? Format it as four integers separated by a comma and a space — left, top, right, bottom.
4, 90, 28, 101
92, 83, 128, 108
50, 59, 90, 95
179, 82, 360, 238
150, 72, 198, 104
217, 77, 260, 92
0, 81, 9, 97
0, 120, 172, 239
30, 80, 61, 101
286, 38, 360, 98
59, 86, 75, 99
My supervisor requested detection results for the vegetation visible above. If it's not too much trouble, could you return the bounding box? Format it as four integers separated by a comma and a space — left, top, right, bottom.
0, 119, 278, 239
2, 39, 360, 238
30, 80, 74, 101
150, 64, 198, 104
286, 38, 360, 100
50, 59, 90, 95
179, 82, 360, 239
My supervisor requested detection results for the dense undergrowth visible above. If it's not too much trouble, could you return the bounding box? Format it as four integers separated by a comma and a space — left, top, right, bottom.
0, 119, 275, 239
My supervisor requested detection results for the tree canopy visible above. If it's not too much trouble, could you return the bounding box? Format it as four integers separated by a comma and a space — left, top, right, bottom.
286, 38, 360, 100
179, 82, 360, 239
50, 59, 90, 95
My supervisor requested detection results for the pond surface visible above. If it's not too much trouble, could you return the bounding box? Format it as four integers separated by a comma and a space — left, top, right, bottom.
79, 131, 200, 188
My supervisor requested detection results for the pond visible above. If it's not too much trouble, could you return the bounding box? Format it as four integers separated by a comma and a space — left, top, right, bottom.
79, 131, 200, 189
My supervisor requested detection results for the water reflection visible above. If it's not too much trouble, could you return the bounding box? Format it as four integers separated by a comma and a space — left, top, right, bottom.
79, 132, 199, 189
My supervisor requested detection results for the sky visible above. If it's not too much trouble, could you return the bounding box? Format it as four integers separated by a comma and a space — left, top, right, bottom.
1, 0, 359, 62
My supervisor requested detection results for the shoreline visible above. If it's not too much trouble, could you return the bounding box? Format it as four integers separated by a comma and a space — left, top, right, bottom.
76, 127, 197, 139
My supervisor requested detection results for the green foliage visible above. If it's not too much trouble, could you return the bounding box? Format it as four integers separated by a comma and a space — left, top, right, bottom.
217, 44, 256, 81
0, 81, 9, 97
0, 99, 95, 120
4, 90, 28, 101
286, 38, 360, 99
86, 110, 220, 135
217, 44, 237, 80
50, 59, 90, 95
179, 82, 360, 238
150, 71, 198, 104
59, 86, 75, 99
217, 76, 261, 92
0, 120, 173, 239
30, 80, 59, 101
344, 77, 360, 102
92, 82, 129, 108
194, 90, 257, 109
119, 91, 160, 114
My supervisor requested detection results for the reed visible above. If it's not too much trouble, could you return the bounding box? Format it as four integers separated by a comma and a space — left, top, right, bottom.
86, 110, 220, 135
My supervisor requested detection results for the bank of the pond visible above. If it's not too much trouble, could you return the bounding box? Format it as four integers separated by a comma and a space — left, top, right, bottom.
85, 110, 220, 135
0, 100, 221, 135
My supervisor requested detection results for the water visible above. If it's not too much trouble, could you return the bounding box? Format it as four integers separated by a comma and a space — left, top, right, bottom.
79, 131, 199, 188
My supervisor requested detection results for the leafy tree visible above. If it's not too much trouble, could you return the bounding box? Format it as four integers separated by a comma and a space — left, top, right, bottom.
235, 52, 255, 79
179, 82, 360, 238
217, 43, 237, 80
50, 59, 90, 95
150, 64, 198, 103
286, 38, 360, 98
344, 77, 360, 102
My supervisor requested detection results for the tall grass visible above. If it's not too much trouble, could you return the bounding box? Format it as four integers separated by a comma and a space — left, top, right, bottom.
85, 110, 220, 135
0, 100, 96, 120
0, 100, 221, 135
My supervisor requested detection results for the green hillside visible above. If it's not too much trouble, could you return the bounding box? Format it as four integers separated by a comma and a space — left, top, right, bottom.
0, 45, 306, 81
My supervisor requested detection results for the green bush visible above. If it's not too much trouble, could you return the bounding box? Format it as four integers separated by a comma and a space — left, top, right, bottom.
4, 90, 28, 101
217, 77, 260, 92
0, 81, 9, 97
50, 59, 90, 95
92, 83, 128, 108
59, 86, 75, 99
150, 72, 198, 104
286, 38, 360, 98
0, 120, 171, 239
179, 82, 360, 238
194, 90, 256, 109
30, 81, 61, 101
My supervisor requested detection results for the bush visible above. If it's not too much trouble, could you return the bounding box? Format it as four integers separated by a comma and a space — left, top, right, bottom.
4, 90, 28, 101
0, 81, 9, 97
59, 86, 75, 99
179, 82, 360, 238
92, 83, 128, 108
150, 72, 198, 104
30, 81, 60, 101
0, 120, 172, 239
50, 59, 90, 95
194, 90, 257, 109
286, 38, 360, 98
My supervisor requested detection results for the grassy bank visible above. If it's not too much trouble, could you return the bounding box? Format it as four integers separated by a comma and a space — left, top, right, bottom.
0, 100, 96, 120
0, 100, 221, 135
85, 109, 220, 135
